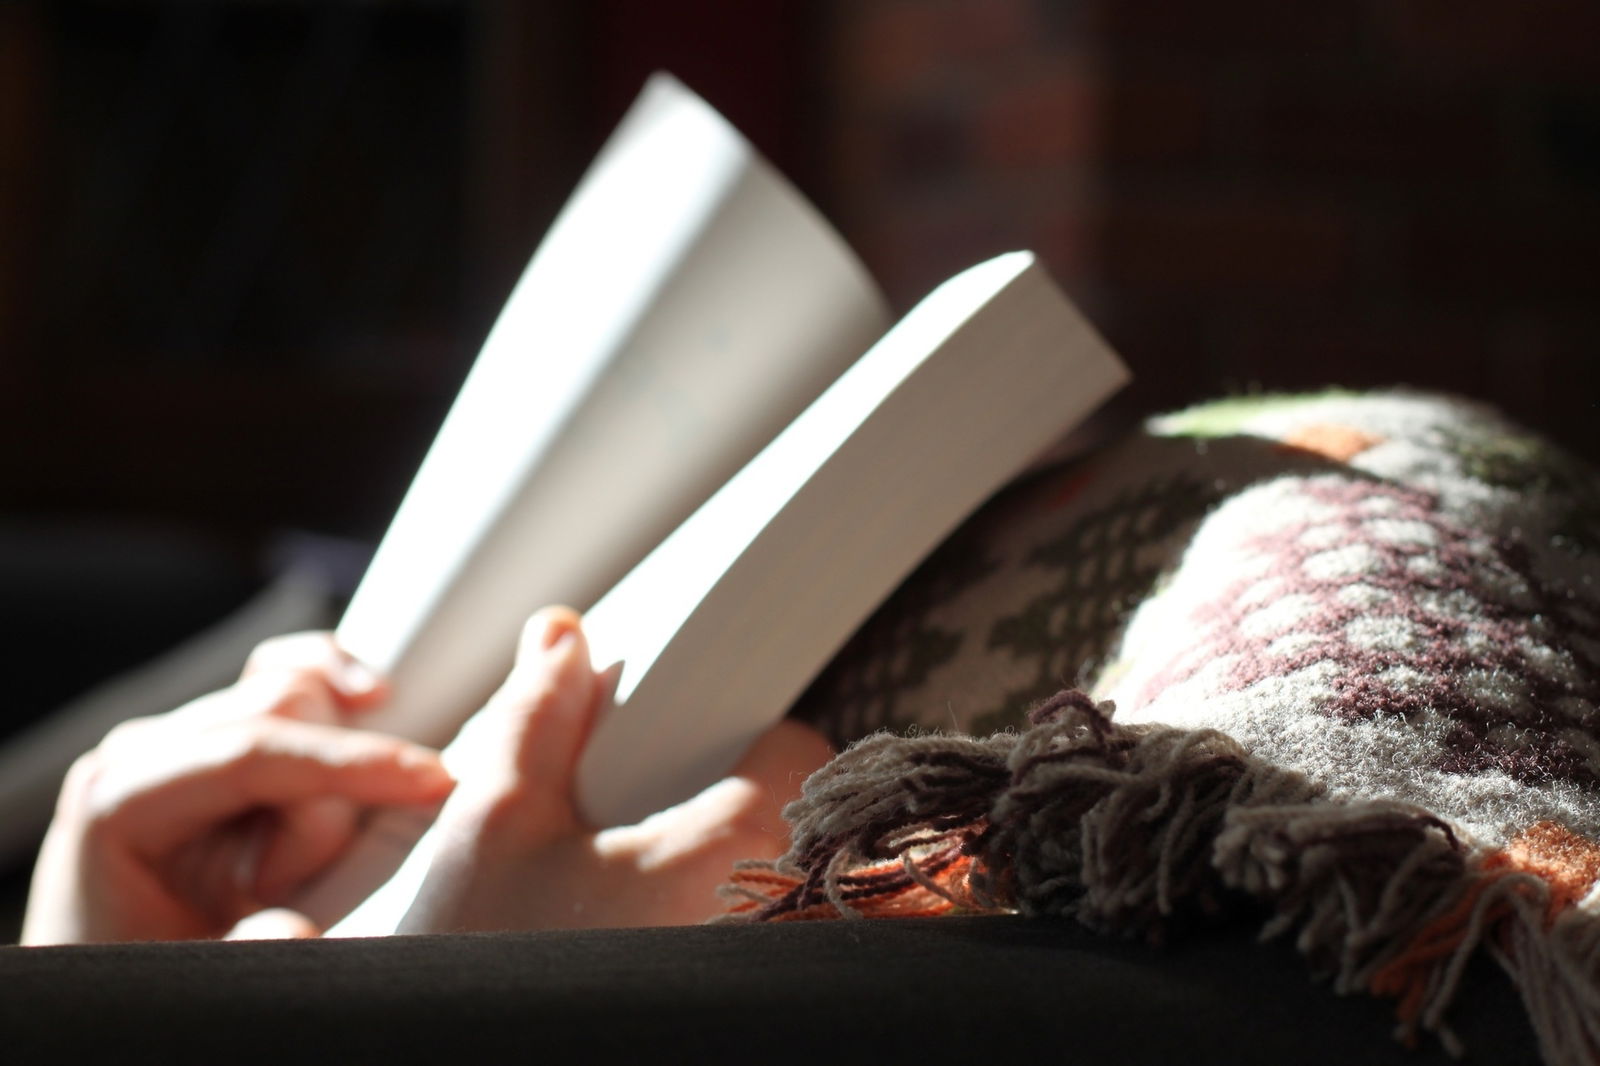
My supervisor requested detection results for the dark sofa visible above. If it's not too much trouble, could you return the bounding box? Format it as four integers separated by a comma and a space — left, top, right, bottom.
1, 915, 1536, 1064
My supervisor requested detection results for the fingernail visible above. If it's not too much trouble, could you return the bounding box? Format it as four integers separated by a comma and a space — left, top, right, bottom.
537, 611, 577, 650
340, 658, 382, 695
400, 749, 454, 785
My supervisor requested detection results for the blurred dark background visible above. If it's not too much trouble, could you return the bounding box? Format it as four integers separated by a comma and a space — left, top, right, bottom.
0, 0, 1596, 903
5, 0, 1596, 544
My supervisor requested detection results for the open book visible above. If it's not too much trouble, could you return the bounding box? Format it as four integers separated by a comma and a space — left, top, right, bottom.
294, 74, 1130, 933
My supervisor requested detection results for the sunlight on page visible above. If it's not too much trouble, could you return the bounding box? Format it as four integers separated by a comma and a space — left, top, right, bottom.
339, 83, 748, 674
583, 253, 1034, 695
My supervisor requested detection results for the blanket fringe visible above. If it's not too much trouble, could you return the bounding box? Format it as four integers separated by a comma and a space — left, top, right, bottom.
1497, 905, 1600, 1066
723, 692, 1600, 1064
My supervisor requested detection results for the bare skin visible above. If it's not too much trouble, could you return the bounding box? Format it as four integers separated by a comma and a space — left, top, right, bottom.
22, 636, 454, 944
398, 606, 833, 933
22, 608, 831, 943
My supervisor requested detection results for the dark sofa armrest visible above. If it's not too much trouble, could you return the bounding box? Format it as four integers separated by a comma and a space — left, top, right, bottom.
0, 916, 1535, 1065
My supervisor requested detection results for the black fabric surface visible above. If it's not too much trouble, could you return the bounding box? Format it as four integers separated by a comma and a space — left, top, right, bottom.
0, 915, 1536, 1064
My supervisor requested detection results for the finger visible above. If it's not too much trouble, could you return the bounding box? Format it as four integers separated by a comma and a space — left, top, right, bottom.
251, 796, 359, 904
224, 908, 321, 940
167, 810, 271, 930
729, 719, 835, 818
242, 632, 389, 710
505, 608, 600, 787
449, 608, 600, 809
110, 719, 454, 857
624, 777, 777, 862
164, 669, 348, 730
613, 723, 833, 870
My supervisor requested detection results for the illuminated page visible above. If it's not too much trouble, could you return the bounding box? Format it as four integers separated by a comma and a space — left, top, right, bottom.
575, 252, 1131, 826
336, 73, 888, 748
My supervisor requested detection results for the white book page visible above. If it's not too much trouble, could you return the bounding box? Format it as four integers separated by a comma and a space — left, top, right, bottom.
334, 74, 887, 750
299, 75, 887, 929
574, 252, 1130, 825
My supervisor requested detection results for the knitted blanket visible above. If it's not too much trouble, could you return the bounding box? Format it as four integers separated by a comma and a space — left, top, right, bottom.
727, 391, 1600, 1064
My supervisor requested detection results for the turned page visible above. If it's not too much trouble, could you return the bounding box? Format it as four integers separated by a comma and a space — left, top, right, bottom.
576, 252, 1130, 826
335, 74, 888, 749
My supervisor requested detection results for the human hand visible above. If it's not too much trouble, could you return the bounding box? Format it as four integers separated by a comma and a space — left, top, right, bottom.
21, 635, 454, 945
396, 607, 833, 933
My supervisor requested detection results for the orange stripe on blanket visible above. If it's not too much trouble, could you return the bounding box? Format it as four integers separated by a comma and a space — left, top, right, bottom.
1370, 820, 1599, 1041
1276, 422, 1384, 463
1489, 820, 1600, 918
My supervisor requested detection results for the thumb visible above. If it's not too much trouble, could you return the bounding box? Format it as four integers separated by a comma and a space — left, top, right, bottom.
729, 719, 835, 809
251, 796, 361, 904
446, 607, 601, 814
614, 720, 834, 866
